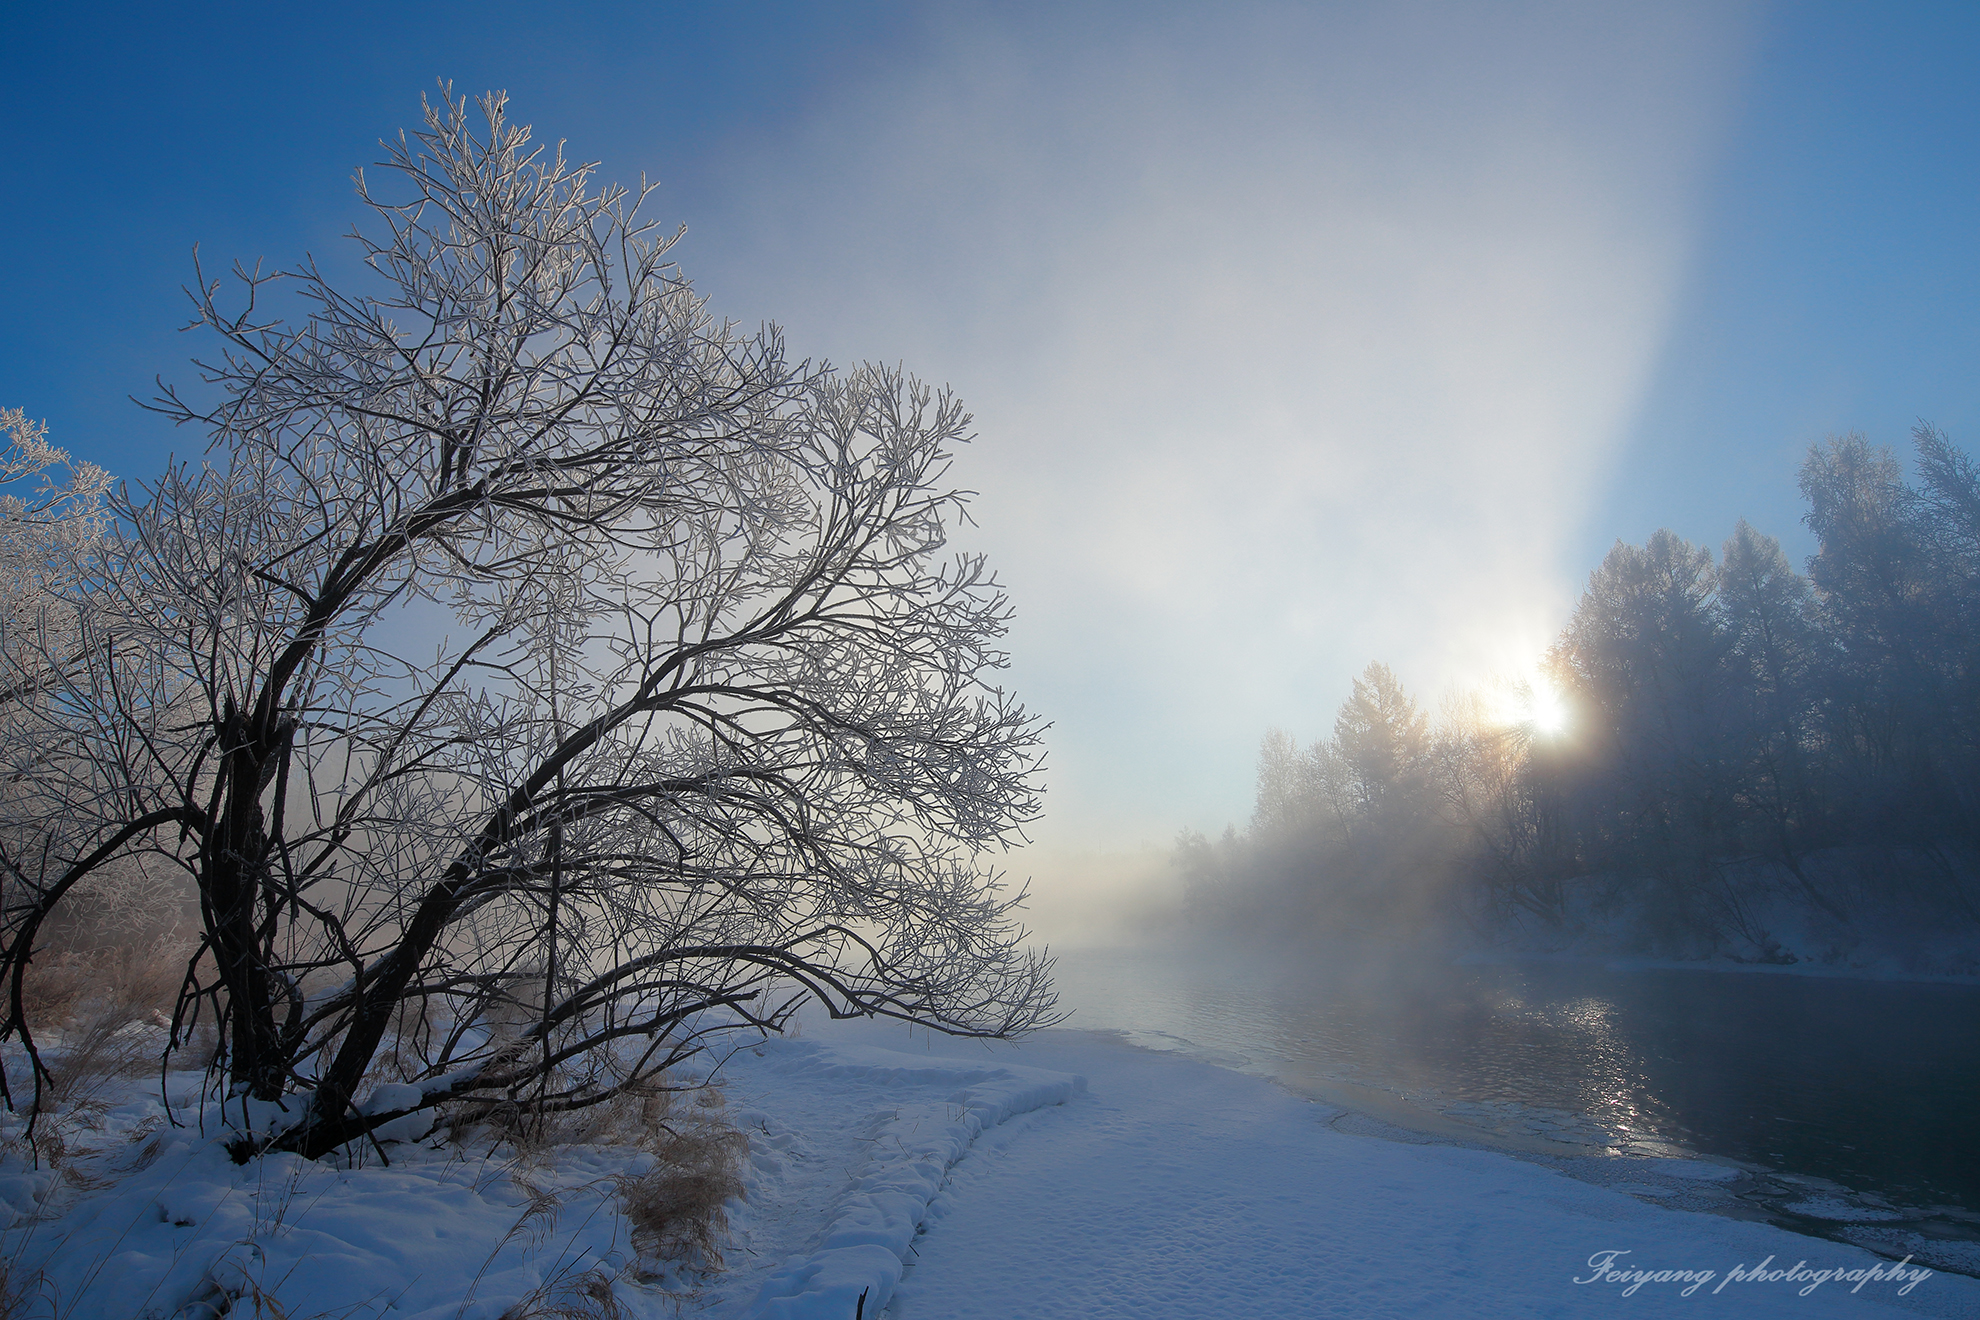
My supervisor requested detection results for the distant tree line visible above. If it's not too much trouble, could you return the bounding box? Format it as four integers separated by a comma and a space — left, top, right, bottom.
1180, 426, 1980, 961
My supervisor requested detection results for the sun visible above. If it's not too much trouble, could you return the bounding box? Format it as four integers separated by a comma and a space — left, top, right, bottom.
1524, 681, 1568, 736
1489, 675, 1568, 737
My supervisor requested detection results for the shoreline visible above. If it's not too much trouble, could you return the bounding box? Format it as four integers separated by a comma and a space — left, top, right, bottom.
1082, 1018, 1980, 1283
1455, 947, 1980, 987
1044, 945, 1980, 1284
802, 1018, 1980, 1317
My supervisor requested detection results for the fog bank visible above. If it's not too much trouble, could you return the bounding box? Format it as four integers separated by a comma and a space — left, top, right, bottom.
673, 1, 1759, 858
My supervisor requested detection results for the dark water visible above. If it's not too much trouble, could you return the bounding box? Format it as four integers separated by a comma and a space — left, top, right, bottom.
1053, 946, 1980, 1231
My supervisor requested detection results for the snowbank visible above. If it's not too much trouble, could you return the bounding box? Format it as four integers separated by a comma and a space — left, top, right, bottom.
4, 1097, 656, 1320
6, 1020, 1976, 1319
737, 1042, 1082, 1319
853, 1024, 1980, 1319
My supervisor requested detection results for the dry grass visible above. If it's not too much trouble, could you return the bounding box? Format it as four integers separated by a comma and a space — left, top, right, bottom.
616, 1096, 747, 1272
44, 943, 185, 1088
0, 1261, 43, 1320
5, 933, 190, 1171
17, 857, 193, 1084
472, 1080, 746, 1277
459, 1084, 747, 1320
497, 1271, 630, 1320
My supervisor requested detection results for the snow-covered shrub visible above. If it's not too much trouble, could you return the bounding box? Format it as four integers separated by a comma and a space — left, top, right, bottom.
0, 88, 1055, 1162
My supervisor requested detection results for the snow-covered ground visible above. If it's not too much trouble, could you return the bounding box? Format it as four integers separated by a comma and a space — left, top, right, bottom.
6, 1016, 1978, 1318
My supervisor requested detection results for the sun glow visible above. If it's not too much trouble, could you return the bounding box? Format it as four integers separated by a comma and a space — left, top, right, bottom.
1525, 682, 1569, 737
1489, 675, 1569, 738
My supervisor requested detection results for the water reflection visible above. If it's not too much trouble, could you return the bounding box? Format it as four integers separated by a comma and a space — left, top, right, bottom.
1052, 945, 1980, 1214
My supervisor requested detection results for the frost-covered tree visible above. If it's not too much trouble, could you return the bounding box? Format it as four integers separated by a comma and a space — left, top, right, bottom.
0, 413, 179, 962
1332, 662, 1431, 825
1715, 519, 1828, 892
0, 92, 1054, 1158
0, 408, 113, 671
1802, 428, 1980, 837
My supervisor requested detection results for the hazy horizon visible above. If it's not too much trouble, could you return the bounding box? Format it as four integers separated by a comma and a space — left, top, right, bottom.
5, 2, 1979, 896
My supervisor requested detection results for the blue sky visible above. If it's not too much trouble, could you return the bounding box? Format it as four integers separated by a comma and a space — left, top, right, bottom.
3, 2, 1977, 880
1596, 2, 1980, 567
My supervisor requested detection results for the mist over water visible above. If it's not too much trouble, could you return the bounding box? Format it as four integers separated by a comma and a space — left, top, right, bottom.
1016, 419, 1980, 1278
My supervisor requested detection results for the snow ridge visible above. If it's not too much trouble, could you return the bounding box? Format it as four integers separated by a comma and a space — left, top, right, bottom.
740, 1042, 1084, 1320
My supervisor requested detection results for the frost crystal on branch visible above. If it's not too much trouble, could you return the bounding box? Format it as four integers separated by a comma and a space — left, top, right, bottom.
0, 89, 1054, 1159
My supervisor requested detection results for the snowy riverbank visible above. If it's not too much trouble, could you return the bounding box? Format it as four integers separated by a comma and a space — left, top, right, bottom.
1473, 860, 1980, 984
7, 1017, 1980, 1318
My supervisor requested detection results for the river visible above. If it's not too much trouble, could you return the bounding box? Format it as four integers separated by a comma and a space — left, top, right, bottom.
1050, 944, 1980, 1266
